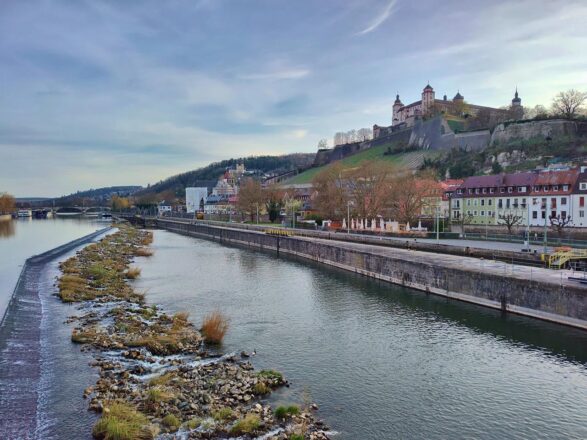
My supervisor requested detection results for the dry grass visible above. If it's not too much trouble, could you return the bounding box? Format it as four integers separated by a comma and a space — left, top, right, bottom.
148, 372, 175, 387
92, 401, 154, 440
230, 414, 260, 435
125, 267, 142, 279
200, 311, 229, 345
134, 247, 153, 257
141, 232, 154, 246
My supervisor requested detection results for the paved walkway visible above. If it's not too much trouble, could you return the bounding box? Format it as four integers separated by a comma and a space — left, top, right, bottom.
296, 234, 585, 289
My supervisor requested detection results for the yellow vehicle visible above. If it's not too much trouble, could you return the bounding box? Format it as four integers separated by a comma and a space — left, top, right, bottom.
264, 228, 294, 237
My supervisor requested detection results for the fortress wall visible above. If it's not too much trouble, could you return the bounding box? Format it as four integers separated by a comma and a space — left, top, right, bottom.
491, 119, 578, 145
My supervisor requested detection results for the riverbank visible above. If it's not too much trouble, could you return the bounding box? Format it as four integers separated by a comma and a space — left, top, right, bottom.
157, 219, 587, 331
56, 225, 331, 439
0, 227, 111, 438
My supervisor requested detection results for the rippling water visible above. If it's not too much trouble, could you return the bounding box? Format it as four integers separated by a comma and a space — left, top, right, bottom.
0, 218, 105, 317
134, 230, 587, 440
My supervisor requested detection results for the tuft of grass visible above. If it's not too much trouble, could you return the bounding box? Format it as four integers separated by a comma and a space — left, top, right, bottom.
161, 414, 181, 431
258, 370, 283, 382
212, 407, 234, 422
125, 267, 141, 279
274, 405, 300, 420
230, 414, 260, 435
146, 387, 174, 403
290, 435, 304, 440
141, 232, 154, 245
200, 311, 229, 345
148, 372, 175, 387
184, 418, 201, 430
253, 382, 270, 395
71, 328, 100, 344
134, 247, 153, 257
92, 401, 153, 440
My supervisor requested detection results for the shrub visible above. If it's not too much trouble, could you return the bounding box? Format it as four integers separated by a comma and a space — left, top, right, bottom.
134, 247, 153, 257
290, 435, 304, 440
92, 401, 153, 440
162, 414, 181, 431
125, 267, 141, 279
274, 405, 300, 419
200, 311, 229, 344
258, 370, 283, 381
253, 382, 270, 395
230, 414, 260, 435
212, 407, 234, 421
184, 418, 201, 430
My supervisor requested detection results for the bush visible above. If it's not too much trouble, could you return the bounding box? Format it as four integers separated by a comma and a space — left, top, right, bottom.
212, 407, 234, 421
200, 311, 229, 344
162, 414, 181, 431
274, 405, 300, 419
290, 435, 304, 440
184, 418, 201, 429
134, 247, 153, 257
258, 370, 283, 382
125, 267, 141, 279
253, 382, 270, 395
230, 414, 260, 435
92, 402, 153, 440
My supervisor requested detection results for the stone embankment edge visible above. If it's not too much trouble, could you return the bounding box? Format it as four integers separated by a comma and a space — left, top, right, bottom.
157, 220, 587, 331
0, 227, 112, 328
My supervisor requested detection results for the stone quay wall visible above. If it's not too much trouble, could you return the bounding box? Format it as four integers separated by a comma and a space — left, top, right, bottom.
157, 219, 587, 330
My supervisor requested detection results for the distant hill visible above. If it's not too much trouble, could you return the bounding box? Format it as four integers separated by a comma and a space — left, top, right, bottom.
138, 153, 314, 197
48, 186, 142, 207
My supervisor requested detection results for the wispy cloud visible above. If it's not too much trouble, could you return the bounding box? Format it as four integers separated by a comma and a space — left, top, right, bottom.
239, 69, 310, 80
356, 0, 397, 35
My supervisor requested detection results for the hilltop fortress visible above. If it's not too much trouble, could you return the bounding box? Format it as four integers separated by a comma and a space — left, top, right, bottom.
374, 83, 523, 138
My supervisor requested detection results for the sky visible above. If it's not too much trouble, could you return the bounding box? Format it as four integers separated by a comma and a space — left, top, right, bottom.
1, 0, 586, 197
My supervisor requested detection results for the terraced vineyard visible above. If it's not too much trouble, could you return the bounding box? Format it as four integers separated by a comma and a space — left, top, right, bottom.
284, 146, 439, 185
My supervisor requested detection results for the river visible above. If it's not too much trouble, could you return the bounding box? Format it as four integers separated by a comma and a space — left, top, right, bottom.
0, 217, 106, 319
2, 221, 587, 439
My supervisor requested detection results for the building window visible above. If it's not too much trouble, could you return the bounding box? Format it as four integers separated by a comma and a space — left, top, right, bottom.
468, 189, 472, 195
553, 185, 559, 191
521, 198, 527, 208
534, 186, 540, 191
563, 185, 569, 191
580, 211, 585, 218
467, 200, 471, 206
580, 183, 587, 190
490, 188, 494, 194
481, 211, 485, 216
475, 188, 480, 194
481, 199, 485, 206
500, 188, 505, 193
541, 211, 546, 219
498, 199, 503, 209
508, 187, 513, 193
580, 196, 585, 207
474, 211, 478, 216
551, 198, 556, 208
482, 188, 486, 194
532, 211, 538, 219
562, 211, 567, 218
513, 198, 519, 209
506, 199, 511, 209
488, 199, 492, 206
561, 197, 567, 205
519, 186, 527, 193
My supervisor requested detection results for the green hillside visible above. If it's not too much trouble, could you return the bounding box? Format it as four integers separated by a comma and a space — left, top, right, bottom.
285, 146, 439, 185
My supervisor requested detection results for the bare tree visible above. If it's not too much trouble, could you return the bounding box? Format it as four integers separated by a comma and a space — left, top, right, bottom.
0, 192, 15, 214
237, 178, 264, 222
347, 161, 395, 219
317, 138, 329, 150
333, 132, 346, 146
452, 212, 474, 236
551, 89, 587, 119
550, 214, 573, 237
498, 212, 524, 235
357, 127, 373, 141
388, 173, 439, 224
347, 129, 357, 143
524, 104, 549, 119
311, 162, 348, 220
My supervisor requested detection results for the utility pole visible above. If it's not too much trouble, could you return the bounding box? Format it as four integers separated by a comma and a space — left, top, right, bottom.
347, 201, 351, 234
436, 204, 440, 243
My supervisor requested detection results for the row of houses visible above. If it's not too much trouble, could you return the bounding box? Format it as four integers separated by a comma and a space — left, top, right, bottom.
445, 166, 587, 228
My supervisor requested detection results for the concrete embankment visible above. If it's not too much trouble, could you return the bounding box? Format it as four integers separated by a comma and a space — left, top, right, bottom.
157, 219, 587, 330
0, 227, 111, 439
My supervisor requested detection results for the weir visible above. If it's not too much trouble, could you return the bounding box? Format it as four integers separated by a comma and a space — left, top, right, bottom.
0, 227, 111, 438
157, 219, 587, 330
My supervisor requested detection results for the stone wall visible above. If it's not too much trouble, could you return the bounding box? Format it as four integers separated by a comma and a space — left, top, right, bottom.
490, 119, 578, 145
158, 219, 587, 330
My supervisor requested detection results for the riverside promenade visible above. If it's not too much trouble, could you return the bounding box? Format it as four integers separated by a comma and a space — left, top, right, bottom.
155, 218, 587, 331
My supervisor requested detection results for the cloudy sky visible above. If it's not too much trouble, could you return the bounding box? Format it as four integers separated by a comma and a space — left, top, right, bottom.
1, 0, 586, 196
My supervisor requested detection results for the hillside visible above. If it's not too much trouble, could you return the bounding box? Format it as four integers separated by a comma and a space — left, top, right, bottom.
284, 146, 439, 185
138, 153, 314, 196
49, 186, 142, 206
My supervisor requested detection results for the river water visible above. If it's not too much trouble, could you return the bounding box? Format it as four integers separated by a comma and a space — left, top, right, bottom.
134, 230, 587, 440
0, 217, 105, 319
2, 221, 587, 439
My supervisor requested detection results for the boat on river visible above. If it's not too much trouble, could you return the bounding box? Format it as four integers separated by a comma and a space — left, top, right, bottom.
17, 209, 32, 218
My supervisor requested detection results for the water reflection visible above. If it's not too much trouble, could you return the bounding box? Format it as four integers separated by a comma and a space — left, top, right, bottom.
0, 220, 15, 238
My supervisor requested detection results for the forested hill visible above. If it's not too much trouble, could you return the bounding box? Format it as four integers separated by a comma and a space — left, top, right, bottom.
137, 153, 314, 197
50, 186, 142, 206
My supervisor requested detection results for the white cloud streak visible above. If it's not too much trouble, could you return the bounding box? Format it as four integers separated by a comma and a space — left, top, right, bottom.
356, 0, 397, 35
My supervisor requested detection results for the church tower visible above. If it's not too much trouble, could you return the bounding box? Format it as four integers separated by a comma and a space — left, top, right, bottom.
392, 94, 403, 125
421, 83, 435, 115
511, 88, 523, 119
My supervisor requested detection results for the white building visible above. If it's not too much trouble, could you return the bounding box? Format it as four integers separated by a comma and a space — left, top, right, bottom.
571, 167, 587, 227
186, 187, 208, 213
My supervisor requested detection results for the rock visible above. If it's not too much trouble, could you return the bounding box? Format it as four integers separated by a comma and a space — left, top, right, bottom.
311, 403, 319, 410
240, 351, 250, 358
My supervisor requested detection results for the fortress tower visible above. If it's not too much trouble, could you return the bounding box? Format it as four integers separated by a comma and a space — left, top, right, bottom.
392, 94, 403, 125
511, 88, 523, 119
421, 83, 435, 114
